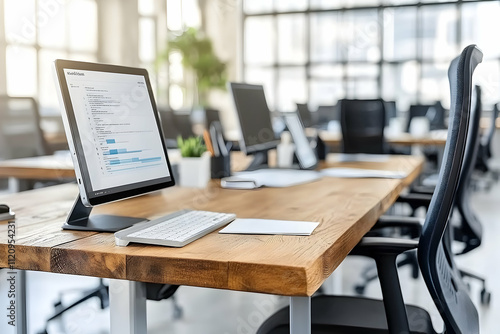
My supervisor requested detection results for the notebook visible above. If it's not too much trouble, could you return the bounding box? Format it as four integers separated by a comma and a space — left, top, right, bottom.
219, 218, 319, 236
320, 167, 407, 179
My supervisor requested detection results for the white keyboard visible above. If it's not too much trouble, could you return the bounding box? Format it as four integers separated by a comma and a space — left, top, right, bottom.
114, 210, 236, 247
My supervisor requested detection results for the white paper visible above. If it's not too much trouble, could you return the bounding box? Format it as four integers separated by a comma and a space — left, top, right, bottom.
320, 167, 407, 179
221, 169, 321, 189
219, 218, 319, 236
337, 154, 390, 163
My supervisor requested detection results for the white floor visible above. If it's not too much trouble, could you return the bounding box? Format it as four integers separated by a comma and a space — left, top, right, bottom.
1, 175, 500, 334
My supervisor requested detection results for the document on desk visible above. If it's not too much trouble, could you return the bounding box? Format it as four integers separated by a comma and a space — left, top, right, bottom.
219, 218, 319, 236
220, 169, 321, 189
337, 153, 390, 163
320, 167, 407, 179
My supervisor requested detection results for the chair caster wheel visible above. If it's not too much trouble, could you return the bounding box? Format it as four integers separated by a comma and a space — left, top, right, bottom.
480, 289, 491, 305
173, 305, 183, 319
354, 285, 365, 295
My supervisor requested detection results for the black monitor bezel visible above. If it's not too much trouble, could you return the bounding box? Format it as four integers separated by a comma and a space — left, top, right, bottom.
54, 59, 175, 206
229, 82, 280, 155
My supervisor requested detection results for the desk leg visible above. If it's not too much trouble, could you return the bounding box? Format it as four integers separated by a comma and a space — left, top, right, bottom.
322, 262, 343, 295
289, 296, 311, 334
16, 270, 27, 334
8, 178, 19, 193
1, 268, 27, 334
109, 279, 147, 334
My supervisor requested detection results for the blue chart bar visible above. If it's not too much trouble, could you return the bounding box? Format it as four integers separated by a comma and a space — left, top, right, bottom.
104, 149, 142, 155
106, 139, 116, 144
108, 156, 160, 166
140, 157, 161, 163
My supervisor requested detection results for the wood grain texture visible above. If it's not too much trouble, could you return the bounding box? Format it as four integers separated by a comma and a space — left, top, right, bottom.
0, 155, 424, 296
0, 156, 75, 179
319, 131, 447, 147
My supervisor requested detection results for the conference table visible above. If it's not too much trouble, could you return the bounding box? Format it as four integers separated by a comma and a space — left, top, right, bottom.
0, 153, 424, 334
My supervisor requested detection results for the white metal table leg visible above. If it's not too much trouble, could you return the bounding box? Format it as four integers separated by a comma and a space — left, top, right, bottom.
322, 261, 344, 295
0, 268, 27, 334
289, 296, 311, 334
16, 270, 27, 334
109, 279, 147, 334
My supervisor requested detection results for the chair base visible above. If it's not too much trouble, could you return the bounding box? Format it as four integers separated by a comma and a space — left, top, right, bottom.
257, 295, 436, 334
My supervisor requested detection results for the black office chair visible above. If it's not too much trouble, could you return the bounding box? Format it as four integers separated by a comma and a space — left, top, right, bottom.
173, 112, 195, 139
475, 103, 499, 174
158, 109, 196, 147
0, 96, 49, 160
316, 104, 337, 125
0, 96, 52, 191
257, 45, 482, 334
339, 98, 387, 154
406, 102, 446, 131
355, 84, 491, 303
384, 100, 397, 126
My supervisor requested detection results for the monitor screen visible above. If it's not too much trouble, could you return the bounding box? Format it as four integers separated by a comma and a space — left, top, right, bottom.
229, 83, 279, 154
283, 112, 318, 170
54, 60, 175, 207
296, 103, 313, 127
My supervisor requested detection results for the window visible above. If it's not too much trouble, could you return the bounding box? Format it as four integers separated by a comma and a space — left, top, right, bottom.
2, 0, 98, 116
242, 1, 500, 113
164, 0, 201, 109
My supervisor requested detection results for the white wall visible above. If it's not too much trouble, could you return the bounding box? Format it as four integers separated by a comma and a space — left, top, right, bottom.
201, 0, 242, 140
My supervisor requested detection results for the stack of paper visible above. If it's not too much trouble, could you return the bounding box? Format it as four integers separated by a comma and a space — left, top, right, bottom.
219, 218, 319, 236
320, 167, 407, 179
221, 169, 321, 189
336, 153, 390, 163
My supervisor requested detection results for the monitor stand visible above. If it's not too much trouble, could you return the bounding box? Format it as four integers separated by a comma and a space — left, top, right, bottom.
62, 196, 147, 232
245, 151, 269, 171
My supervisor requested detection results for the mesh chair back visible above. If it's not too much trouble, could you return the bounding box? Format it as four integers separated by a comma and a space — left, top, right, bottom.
384, 100, 397, 126
418, 45, 483, 334
407, 102, 446, 131
484, 103, 499, 158
0, 96, 48, 160
340, 99, 387, 154
454, 85, 483, 254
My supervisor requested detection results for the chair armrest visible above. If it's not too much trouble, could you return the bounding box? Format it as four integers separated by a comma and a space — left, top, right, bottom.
409, 185, 435, 195
350, 237, 419, 257
396, 193, 433, 210
375, 215, 424, 230
366, 215, 423, 238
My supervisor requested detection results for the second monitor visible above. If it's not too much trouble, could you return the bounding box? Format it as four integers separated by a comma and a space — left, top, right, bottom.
229, 82, 280, 170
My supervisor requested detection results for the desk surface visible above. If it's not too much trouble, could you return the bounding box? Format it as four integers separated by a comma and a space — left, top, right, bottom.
0, 155, 423, 297
0, 155, 75, 179
318, 130, 448, 147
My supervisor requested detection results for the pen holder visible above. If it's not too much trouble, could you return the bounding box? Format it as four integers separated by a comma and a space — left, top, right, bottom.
211, 155, 231, 179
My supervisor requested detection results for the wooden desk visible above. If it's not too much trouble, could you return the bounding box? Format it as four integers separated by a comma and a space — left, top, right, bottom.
318, 130, 447, 147
0, 155, 75, 180
0, 155, 424, 334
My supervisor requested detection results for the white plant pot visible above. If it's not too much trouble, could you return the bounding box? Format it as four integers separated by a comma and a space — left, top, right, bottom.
179, 152, 211, 188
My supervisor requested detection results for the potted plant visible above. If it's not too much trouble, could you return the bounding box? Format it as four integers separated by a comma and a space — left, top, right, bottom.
177, 136, 210, 188
160, 27, 227, 107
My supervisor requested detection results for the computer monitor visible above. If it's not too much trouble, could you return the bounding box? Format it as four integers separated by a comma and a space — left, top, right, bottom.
205, 108, 221, 129
229, 82, 280, 170
295, 103, 313, 128
54, 59, 175, 232
282, 112, 318, 170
